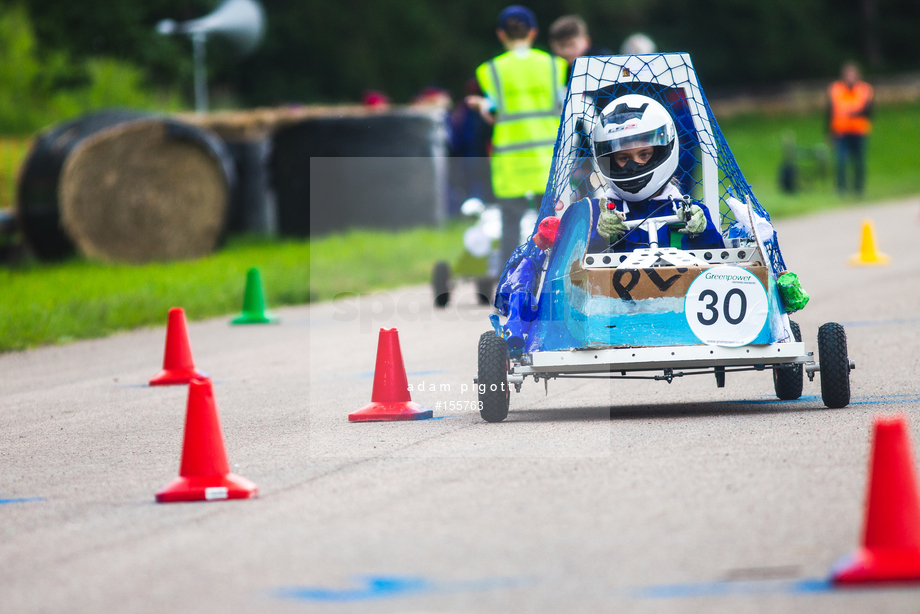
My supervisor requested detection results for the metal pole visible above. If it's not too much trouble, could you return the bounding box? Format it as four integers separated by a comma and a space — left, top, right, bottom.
192, 32, 208, 113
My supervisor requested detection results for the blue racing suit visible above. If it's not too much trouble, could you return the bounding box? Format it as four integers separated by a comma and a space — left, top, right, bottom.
588, 184, 724, 252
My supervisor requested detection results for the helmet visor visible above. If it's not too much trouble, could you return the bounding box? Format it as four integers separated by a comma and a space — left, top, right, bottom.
593, 125, 672, 158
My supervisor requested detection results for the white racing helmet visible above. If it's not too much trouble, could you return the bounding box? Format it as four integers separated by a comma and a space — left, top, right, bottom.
592, 94, 679, 201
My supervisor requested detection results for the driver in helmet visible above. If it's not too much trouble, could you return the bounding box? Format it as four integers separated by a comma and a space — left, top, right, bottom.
589, 94, 724, 251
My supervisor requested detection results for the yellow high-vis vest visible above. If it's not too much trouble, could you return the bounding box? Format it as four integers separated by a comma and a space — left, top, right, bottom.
476, 48, 567, 199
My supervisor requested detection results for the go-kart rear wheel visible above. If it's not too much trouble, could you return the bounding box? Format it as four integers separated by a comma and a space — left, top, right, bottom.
773, 320, 804, 400
818, 322, 850, 408
475, 277, 493, 306
432, 261, 451, 308
478, 331, 510, 423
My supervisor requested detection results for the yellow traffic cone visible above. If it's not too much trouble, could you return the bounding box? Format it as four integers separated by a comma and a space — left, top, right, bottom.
848, 219, 890, 266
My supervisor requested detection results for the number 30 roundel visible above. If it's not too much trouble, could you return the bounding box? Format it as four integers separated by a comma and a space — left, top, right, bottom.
684, 266, 769, 347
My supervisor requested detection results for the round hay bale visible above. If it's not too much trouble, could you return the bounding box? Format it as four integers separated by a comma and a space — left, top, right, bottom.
60, 119, 234, 262
17, 109, 151, 260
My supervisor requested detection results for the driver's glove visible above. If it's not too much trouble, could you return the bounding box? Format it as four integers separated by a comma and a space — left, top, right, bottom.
597, 200, 627, 241
677, 204, 707, 235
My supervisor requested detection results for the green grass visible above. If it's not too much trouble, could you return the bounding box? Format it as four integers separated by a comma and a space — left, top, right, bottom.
2, 101, 919, 352
308, 222, 467, 303
719, 101, 920, 217
0, 225, 467, 352
1, 237, 308, 351
0, 135, 30, 210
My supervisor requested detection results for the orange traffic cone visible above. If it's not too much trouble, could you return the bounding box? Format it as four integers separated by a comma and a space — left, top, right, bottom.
149, 307, 208, 386
156, 378, 257, 503
832, 415, 920, 583
348, 328, 432, 422
848, 219, 890, 266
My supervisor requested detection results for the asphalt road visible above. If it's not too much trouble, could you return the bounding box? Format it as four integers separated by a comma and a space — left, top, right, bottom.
3, 197, 920, 613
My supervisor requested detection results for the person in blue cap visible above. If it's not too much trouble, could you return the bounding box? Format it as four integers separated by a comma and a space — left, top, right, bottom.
466, 5, 567, 267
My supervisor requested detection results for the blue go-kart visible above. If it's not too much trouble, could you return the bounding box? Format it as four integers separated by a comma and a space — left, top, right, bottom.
475, 53, 853, 422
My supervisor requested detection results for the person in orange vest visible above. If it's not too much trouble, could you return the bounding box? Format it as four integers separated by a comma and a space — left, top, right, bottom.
828, 62, 874, 196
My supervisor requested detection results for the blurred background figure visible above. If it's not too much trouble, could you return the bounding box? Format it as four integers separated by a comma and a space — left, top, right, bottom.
362, 89, 391, 110
466, 5, 566, 264
410, 86, 452, 110
548, 15, 611, 81
827, 61, 874, 196
620, 33, 657, 55
448, 78, 493, 216
547, 15, 611, 204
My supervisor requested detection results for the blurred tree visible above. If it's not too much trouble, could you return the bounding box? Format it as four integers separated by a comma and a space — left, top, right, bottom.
3, 0, 918, 109
0, 4, 179, 132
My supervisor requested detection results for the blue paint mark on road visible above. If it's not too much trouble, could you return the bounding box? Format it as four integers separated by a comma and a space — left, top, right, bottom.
118, 379, 223, 389
850, 396, 920, 406
277, 575, 532, 602
727, 395, 821, 405
279, 576, 430, 602
836, 394, 920, 399
633, 577, 833, 599
840, 316, 920, 328
0, 497, 44, 505
730, 394, 920, 407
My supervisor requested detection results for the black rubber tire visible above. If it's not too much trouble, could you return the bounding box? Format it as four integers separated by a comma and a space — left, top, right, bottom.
773, 320, 804, 400
478, 331, 510, 423
475, 277, 494, 306
818, 322, 850, 408
432, 260, 450, 308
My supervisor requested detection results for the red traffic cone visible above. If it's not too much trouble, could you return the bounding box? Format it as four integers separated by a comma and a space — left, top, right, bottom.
156, 378, 257, 503
832, 415, 920, 583
348, 328, 432, 422
149, 307, 208, 386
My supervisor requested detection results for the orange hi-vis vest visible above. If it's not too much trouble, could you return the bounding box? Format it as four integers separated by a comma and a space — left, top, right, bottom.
829, 80, 874, 136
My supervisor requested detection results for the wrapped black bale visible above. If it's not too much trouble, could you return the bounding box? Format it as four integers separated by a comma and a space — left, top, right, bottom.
270, 108, 448, 237
223, 138, 275, 234
17, 109, 149, 259
59, 118, 235, 262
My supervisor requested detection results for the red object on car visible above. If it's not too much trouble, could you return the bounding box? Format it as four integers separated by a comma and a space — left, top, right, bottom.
534, 216, 560, 251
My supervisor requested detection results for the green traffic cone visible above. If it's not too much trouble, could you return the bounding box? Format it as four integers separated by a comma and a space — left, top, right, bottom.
231, 268, 278, 324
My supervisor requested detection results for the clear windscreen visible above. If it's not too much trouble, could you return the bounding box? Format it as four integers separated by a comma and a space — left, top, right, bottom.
593, 125, 671, 157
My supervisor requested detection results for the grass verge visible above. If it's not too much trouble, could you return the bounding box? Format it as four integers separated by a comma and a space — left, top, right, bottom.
1, 237, 308, 351
308, 222, 467, 303
1, 225, 466, 352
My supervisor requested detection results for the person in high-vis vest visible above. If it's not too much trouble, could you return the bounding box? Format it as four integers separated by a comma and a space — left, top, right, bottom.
828, 62, 874, 195
466, 5, 567, 265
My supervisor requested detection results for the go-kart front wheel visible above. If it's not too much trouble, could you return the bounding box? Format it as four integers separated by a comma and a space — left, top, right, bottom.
818, 322, 850, 408
478, 331, 510, 423
773, 320, 804, 400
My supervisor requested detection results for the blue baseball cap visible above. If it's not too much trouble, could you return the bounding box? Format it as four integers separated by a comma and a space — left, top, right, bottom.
498, 5, 537, 31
